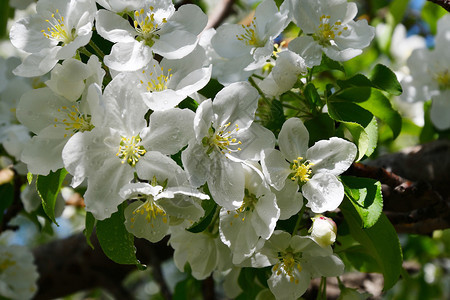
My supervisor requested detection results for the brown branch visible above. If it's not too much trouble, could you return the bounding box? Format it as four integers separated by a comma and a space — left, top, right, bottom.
343, 140, 450, 235
206, 0, 236, 29
33, 232, 173, 300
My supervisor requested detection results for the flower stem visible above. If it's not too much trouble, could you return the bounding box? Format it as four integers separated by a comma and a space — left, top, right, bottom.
249, 76, 271, 106
89, 40, 106, 59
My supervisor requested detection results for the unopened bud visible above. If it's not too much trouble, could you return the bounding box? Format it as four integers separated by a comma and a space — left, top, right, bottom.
309, 215, 337, 248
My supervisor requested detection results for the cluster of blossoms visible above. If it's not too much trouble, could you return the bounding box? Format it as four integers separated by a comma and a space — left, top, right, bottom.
3, 0, 384, 298
400, 14, 450, 130
0, 231, 39, 300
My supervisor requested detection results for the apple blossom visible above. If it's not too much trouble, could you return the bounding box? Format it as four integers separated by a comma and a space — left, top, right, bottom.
251, 231, 344, 300
261, 117, 357, 213
62, 74, 194, 219
10, 0, 97, 76
288, 0, 375, 67
182, 82, 275, 210
96, 0, 207, 71
211, 0, 290, 82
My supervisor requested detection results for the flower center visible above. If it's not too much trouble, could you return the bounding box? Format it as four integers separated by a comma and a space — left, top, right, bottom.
315, 15, 348, 46
130, 197, 167, 229
236, 17, 260, 46
116, 135, 147, 166
273, 251, 302, 284
134, 6, 167, 46
290, 157, 314, 183
229, 189, 259, 224
41, 9, 74, 45
0, 257, 16, 271
139, 65, 173, 92
202, 122, 242, 156
54, 105, 94, 138
435, 69, 450, 90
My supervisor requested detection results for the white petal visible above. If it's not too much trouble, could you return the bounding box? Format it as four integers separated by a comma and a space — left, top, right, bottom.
208, 158, 245, 210
288, 36, 323, 68
261, 148, 291, 191
219, 207, 259, 264
181, 141, 210, 187
95, 9, 136, 43
273, 179, 303, 220
143, 108, 194, 154
268, 268, 310, 300
231, 122, 276, 161
124, 200, 169, 243
302, 173, 344, 213
20, 127, 66, 175
153, 30, 198, 60
84, 157, 134, 220
213, 82, 259, 131
119, 182, 162, 200
303, 254, 344, 278
136, 151, 188, 186
307, 137, 357, 175
430, 91, 450, 130
104, 41, 153, 72
278, 118, 309, 163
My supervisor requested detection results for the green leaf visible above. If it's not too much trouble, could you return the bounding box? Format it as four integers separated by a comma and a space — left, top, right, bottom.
389, 0, 409, 26
312, 54, 345, 74
0, 183, 14, 224
84, 212, 96, 249
264, 99, 286, 137
341, 176, 383, 228
96, 204, 140, 265
304, 83, 321, 108
332, 87, 402, 139
370, 64, 402, 96
304, 113, 335, 145
36, 168, 68, 226
0, 0, 10, 39
187, 198, 217, 233
341, 245, 382, 273
341, 199, 403, 290
327, 101, 375, 160
173, 274, 202, 300
236, 268, 264, 300
337, 75, 373, 90
422, 1, 448, 35
358, 90, 402, 139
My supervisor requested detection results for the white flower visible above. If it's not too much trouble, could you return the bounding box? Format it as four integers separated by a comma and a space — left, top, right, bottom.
121, 158, 208, 242
45, 56, 105, 102
309, 215, 337, 248
10, 0, 97, 77
261, 118, 357, 213
96, 0, 207, 71
253, 231, 344, 300
124, 46, 211, 111
288, 0, 375, 67
219, 163, 280, 264
198, 28, 254, 85
169, 226, 232, 280
181, 82, 275, 210
62, 74, 194, 219
259, 49, 307, 97
0, 242, 39, 300
16, 82, 101, 175
210, 0, 290, 82
401, 14, 450, 130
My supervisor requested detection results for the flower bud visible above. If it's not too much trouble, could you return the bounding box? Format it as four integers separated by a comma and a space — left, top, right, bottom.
309, 215, 337, 248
